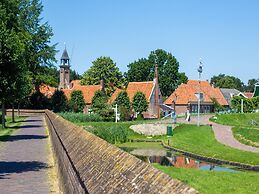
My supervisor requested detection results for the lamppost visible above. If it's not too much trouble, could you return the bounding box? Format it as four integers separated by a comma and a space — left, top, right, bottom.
197, 59, 203, 126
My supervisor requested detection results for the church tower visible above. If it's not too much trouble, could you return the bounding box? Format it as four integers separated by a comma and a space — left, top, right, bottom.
59, 47, 70, 89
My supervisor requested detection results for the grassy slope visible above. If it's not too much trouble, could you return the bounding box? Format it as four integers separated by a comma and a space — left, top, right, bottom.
213, 113, 259, 127
168, 124, 259, 165
232, 127, 259, 148
212, 113, 259, 148
154, 164, 259, 194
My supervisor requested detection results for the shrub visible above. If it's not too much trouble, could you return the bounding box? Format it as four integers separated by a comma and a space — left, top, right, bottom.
59, 112, 103, 122
93, 125, 129, 144
132, 92, 148, 114
69, 90, 86, 112
51, 90, 68, 112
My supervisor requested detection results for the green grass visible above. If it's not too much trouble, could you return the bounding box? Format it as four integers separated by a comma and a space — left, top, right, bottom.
232, 127, 259, 148
166, 124, 259, 165
153, 164, 259, 194
0, 116, 26, 141
67, 115, 259, 165
212, 113, 259, 127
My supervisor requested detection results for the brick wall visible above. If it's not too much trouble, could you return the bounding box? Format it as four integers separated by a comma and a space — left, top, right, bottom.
44, 110, 198, 194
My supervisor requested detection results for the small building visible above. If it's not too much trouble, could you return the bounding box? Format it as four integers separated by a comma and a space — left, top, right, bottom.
164, 80, 228, 115
220, 88, 241, 107
110, 80, 163, 119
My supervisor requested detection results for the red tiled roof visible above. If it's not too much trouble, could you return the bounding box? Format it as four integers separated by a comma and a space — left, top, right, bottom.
62, 84, 101, 104
165, 80, 228, 106
109, 81, 154, 103
243, 92, 253, 99
39, 80, 101, 104
109, 88, 123, 104
39, 84, 56, 98
126, 81, 154, 102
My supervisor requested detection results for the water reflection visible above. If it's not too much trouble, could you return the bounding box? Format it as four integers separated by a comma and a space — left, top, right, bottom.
127, 148, 239, 172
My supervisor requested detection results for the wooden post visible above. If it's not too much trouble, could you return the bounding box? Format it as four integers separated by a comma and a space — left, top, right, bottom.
155, 64, 160, 119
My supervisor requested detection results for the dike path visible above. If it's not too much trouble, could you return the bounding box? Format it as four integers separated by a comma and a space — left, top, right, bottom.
177, 115, 259, 153
0, 116, 54, 194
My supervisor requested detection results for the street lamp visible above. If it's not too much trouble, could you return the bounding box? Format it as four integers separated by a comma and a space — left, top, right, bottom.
197, 59, 203, 126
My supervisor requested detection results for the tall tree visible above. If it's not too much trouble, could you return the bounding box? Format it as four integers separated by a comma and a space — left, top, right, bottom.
51, 90, 68, 112
114, 91, 131, 121
126, 49, 188, 96
245, 78, 259, 92
70, 69, 81, 81
69, 90, 85, 113
0, 0, 27, 128
80, 57, 124, 96
210, 74, 244, 91
132, 92, 148, 115
19, 0, 57, 90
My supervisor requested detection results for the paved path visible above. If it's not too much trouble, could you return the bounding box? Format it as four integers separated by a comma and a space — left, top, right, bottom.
0, 116, 51, 194
177, 115, 259, 153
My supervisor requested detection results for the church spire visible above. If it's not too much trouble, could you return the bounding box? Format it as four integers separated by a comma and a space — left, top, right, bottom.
59, 47, 71, 89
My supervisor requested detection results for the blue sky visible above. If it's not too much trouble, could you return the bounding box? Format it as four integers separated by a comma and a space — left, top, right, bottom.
41, 0, 259, 84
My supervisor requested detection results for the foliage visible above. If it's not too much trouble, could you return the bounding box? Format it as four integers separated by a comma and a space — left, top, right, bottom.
70, 69, 82, 80
81, 56, 124, 96
245, 78, 259, 92
19, 0, 57, 89
91, 90, 108, 111
29, 91, 51, 109
91, 90, 114, 121
132, 92, 148, 114
154, 164, 259, 194
211, 98, 224, 111
114, 91, 131, 121
126, 49, 188, 96
114, 91, 131, 111
59, 112, 103, 122
210, 74, 244, 91
69, 90, 86, 112
0, 0, 57, 127
92, 125, 130, 144
51, 90, 68, 112
35, 66, 59, 87
232, 127, 259, 148
231, 96, 259, 113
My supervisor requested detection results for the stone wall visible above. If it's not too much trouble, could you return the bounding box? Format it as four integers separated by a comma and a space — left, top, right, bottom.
45, 110, 198, 194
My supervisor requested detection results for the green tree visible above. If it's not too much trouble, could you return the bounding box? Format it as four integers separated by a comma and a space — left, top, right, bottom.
132, 92, 148, 115
92, 90, 108, 111
245, 78, 259, 92
91, 90, 114, 121
126, 49, 188, 96
0, 0, 27, 128
19, 0, 57, 90
70, 69, 81, 81
69, 90, 85, 112
51, 90, 68, 112
114, 91, 131, 111
114, 91, 131, 121
210, 74, 244, 91
81, 56, 124, 96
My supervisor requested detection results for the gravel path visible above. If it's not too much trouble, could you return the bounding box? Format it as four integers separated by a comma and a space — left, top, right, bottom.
176, 115, 259, 153
0, 116, 51, 194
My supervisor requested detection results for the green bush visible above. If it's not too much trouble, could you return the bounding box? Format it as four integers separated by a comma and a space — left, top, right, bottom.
93, 125, 129, 144
59, 112, 103, 122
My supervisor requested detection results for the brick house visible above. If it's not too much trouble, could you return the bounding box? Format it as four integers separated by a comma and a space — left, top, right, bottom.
164, 80, 228, 115
110, 80, 163, 118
